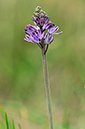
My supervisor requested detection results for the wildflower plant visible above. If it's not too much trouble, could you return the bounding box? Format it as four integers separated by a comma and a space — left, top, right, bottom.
24, 6, 62, 129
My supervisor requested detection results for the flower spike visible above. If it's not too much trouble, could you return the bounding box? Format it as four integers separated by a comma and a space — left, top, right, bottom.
24, 6, 62, 53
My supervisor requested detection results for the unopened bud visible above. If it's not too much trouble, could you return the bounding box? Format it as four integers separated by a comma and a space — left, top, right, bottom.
39, 10, 46, 15
33, 12, 39, 17
35, 6, 41, 13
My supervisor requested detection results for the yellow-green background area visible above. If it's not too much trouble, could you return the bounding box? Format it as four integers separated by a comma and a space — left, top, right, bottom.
0, 0, 85, 128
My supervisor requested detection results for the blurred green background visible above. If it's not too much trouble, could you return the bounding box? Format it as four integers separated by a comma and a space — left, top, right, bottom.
0, 0, 85, 128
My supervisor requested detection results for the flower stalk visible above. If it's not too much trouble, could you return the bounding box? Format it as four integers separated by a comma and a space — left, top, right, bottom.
42, 46, 54, 129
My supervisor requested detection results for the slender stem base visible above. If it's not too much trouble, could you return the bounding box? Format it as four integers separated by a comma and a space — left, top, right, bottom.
42, 48, 54, 129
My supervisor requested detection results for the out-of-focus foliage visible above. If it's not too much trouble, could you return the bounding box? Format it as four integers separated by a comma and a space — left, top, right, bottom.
0, 105, 22, 129
0, 0, 85, 129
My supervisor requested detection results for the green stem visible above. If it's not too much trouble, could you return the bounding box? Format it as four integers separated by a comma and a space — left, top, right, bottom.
42, 47, 54, 129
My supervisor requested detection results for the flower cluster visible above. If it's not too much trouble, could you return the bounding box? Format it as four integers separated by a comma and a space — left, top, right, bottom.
24, 6, 62, 49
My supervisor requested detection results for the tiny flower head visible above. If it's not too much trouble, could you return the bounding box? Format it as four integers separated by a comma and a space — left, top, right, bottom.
24, 6, 62, 53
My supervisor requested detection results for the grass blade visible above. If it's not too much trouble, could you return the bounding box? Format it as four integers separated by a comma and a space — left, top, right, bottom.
5, 111, 9, 129
12, 120, 15, 129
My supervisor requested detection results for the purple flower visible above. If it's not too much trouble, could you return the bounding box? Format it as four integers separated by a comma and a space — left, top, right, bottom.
24, 24, 44, 43
24, 6, 62, 51
44, 32, 53, 44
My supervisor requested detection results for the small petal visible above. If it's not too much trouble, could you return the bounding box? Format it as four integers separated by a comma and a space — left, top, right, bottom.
42, 22, 48, 31
24, 29, 30, 35
42, 21, 54, 31
44, 32, 53, 44
24, 38, 33, 43
39, 18, 44, 26
32, 16, 37, 26
44, 15, 49, 24
24, 35, 33, 43
54, 31, 63, 35
26, 24, 37, 32
31, 31, 39, 41
46, 21, 54, 30
48, 26, 59, 34
25, 34, 39, 43
37, 29, 44, 40
36, 17, 40, 23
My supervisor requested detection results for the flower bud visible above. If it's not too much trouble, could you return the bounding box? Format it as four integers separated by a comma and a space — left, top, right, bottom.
33, 12, 39, 17
35, 6, 41, 13
39, 10, 46, 15
34, 6, 46, 18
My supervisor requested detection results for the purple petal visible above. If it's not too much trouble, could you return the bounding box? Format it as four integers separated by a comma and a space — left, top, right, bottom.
44, 15, 49, 24
24, 29, 30, 35
54, 31, 63, 35
44, 32, 53, 44
25, 34, 39, 43
39, 18, 44, 26
48, 26, 59, 34
24, 38, 32, 42
32, 16, 38, 26
36, 17, 40, 24
31, 31, 39, 41
46, 21, 54, 30
42, 21, 54, 31
24, 35, 33, 43
25, 35, 33, 41
42, 22, 48, 31
32, 32, 40, 43
37, 30, 44, 40
26, 24, 37, 32
32, 16, 36, 21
